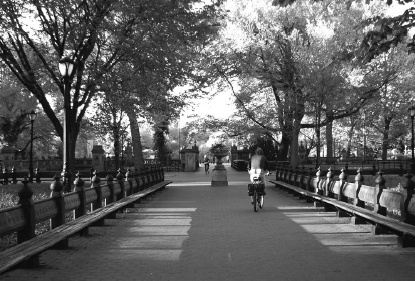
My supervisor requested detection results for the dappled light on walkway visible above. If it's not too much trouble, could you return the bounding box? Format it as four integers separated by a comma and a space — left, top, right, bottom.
108, 207, 196, 261
279, 206, 398, 251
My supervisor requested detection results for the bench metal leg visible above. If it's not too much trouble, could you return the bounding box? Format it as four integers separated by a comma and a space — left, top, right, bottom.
372, 224, 390, 235
351, 216, 366, 225
20, 255, 39, 268
323, 203, 337, 212
91, 219, 105, 227
51, 239, 69, 250
337, 210, 350, 218
398, 234, 415, 248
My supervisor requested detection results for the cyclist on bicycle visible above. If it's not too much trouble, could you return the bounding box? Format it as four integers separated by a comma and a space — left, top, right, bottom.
248, 148, 269, 196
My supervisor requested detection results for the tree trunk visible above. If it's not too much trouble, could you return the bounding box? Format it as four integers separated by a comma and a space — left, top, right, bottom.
113, 125, 120, 171
346, 122, 356, 158
326, 121, 333, 164
315, 125, 321, 167
63, 105, 80, 192
290, 130, 299, 167
290, 108, 303, 167
381, 118, 391, 160
127, 109, 144, 170
277, 132, 290, 161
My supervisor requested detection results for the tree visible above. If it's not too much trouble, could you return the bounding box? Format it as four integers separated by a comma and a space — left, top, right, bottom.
212, 0, 392, 166
153, 121, 171, 164
0, 0, 222, 181
362, 45, 415, 160
0, 66, 37, 148
273, 0, 415, 62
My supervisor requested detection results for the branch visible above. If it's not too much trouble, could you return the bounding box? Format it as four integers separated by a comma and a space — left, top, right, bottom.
214, 63, 279, 133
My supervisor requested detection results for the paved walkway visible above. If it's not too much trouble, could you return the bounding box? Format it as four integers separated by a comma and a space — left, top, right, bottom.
1, 164, 415, 281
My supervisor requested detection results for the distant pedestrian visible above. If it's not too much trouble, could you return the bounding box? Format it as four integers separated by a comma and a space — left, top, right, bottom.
203, 155, 210, 174
90, 166, 95, 181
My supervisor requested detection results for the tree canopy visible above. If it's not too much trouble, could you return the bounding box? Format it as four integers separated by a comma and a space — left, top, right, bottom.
0, 0, 222, 175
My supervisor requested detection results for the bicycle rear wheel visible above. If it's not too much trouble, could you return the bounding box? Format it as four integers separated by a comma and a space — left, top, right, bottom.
253, 189, 258, 212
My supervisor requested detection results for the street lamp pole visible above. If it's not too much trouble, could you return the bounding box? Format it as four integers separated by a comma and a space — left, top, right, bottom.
363, 113, 366, 164
58, 56, 75, 192
121, 131, 124, 168
28, 110, 37, 182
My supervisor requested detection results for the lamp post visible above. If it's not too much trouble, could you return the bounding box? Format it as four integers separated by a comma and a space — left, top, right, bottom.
121, 131, 124, 168
362, 113, 366, 164
409, 104, 415, 174
58, 56, 75, 192
28, 110, 37, 182
363, 127, 366, 164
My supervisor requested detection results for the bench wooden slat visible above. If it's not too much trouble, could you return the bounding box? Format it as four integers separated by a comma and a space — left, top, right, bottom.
0, 180, 172, 274
269, 180, 415, 237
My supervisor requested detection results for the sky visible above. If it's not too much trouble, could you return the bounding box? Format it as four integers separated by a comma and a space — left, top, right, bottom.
179, 86, 237, 126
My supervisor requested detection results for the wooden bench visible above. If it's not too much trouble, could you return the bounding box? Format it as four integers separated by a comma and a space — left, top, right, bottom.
0, 179, 172, 274
270, 171, 415, 248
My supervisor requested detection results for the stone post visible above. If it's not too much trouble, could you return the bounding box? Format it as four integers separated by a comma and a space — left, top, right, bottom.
116, 168, 125, 201
50, 175, 68, 249
372, 171, 388, 235
91, 170, 102, 211
17, 178, 38, 267
12, 166, 17, 184
125, 168, 133, 196
211, 153, 228, 186
351, 169, 366, 225
337, 168, 350, 218
35, 166, 41, 183
73, 172, 88, 235
402, 173, 415, 225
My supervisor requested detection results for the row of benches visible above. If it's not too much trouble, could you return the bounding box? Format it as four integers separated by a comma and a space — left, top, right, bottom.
0, 166, 165, 185
0, 167, 172, 274
269, 165, 415, 247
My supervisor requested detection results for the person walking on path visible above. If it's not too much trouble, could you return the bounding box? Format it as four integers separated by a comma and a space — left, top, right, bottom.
203, 155, 210, 174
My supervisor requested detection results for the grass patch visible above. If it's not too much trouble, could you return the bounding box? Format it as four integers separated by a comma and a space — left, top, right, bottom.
338, 174, 405, 189
0, 182, 51, 208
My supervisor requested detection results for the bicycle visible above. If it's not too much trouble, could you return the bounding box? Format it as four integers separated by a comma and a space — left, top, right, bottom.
248, 174, 270, 212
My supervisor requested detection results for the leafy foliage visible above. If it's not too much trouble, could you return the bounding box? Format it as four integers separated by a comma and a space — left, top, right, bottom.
209, 143, 228, 154
0, 0, 222, 171
153, 121, 171, 164
273, 0, 415, 63
0, 70, 37, 147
